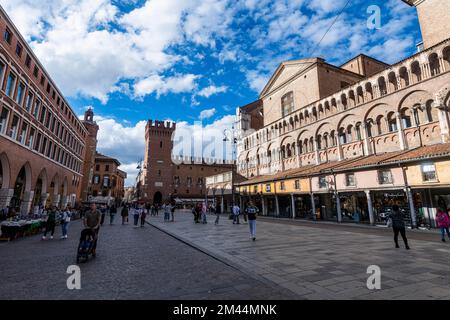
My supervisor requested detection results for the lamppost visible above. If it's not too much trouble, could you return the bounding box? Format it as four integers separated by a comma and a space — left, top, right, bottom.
223, 124, 238, 210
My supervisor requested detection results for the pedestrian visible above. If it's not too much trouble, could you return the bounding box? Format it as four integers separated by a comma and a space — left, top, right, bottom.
245, 201, 259, 241
163, 201, 171, 222
42, 206, 57, 240
60, 206, 71, 239
170, 202, 176, 222
100, 204, 106, 226
109, 205, 117, 225
436, 205, 450, 242
83, 203, 101, 257
133, 207, 140, 227
121, 205, 129, 225
141, 207, 147, 227
232, 204, 240, 224
388, 205, 410, 250
213, 205, 220, 225
155, 204, 159, 216
201, 202, 207, 224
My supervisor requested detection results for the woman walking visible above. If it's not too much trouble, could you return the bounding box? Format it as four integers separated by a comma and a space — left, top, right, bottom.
436, 205, 450, 242
388, 205, 410, 249
42, 206, 57, 240
140, 207, 147, 227
121, 205, 129, 225
133, 207, 141, 227
60, 206, 71, 239
109, 205, 117, 225
201, 202, 207, 224
163, 201, 171, 222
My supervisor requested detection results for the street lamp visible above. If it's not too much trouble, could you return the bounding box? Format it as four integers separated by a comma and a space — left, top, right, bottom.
223, 124, 238, 209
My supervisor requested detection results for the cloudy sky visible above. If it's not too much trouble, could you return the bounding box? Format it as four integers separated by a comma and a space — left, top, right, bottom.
0, 0, 421, 185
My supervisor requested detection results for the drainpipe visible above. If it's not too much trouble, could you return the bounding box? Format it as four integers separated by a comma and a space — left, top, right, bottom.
400, 163, 417, 229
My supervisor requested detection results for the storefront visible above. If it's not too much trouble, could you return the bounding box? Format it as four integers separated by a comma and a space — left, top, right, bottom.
265, 196, 277, 217
316, 193, 336, 221
338, 192, 370, 224
278, 195, 292, 218
372, 190, 411, 226
293, 194, 312, 219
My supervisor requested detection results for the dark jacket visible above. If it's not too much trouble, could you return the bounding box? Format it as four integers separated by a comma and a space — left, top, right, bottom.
245, 206, 259, 220
390, 211, 405, 229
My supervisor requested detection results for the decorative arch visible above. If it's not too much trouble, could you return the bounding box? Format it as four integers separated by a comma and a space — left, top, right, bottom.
0, 152, 11, 190
398, 90, 434, 112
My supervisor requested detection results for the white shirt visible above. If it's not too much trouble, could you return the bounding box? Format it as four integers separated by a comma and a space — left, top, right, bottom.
233, 206, 240, 215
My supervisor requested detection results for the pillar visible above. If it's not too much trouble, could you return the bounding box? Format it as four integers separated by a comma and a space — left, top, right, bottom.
395, 112, 407, 150
275, 195, 280, 217
310, 193, 316, 220
406, 187, 417, 228
221, 195, 225, 214
40, 193, 49, 208
0, 188, 14, 208
239, 196, 243, 210
291, 193, 296, 219
20, 191, 34, 215
261, 195, 267, 216
365, 190, 375, 225
61, 195, 69, 209
336, 192, 342, 223
336, 137, 343, 161
434, 101, 450, 143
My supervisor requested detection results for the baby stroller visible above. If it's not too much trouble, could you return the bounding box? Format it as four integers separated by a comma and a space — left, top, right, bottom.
76, 228, 96, 263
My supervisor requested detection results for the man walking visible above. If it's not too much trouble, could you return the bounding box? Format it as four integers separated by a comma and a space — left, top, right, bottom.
389, 205, 410, 250
245, 201, 259, 241
232, 204, 240, 224
83, 203, 101, 256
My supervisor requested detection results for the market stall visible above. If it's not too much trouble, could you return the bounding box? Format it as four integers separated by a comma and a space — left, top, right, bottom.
0, 219, 45, 241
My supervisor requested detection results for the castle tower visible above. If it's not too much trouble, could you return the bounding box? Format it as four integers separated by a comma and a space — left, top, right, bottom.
80, 108, 99, 201
402, 0, 450, 49
142, 120, 176, 204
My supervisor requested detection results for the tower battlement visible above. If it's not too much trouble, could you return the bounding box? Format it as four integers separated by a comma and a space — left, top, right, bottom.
146, 119, 176, 130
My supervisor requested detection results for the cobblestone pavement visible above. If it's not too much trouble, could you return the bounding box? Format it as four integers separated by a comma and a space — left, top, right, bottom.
0, 217, 298, 300
148, 211, 450, 300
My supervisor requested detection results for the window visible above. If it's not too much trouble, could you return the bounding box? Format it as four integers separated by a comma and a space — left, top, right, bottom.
6, 72, 16, 97
33, 66, 39, 78
378, 170, 393, 184
0, 108, 9, 134
105, 165, 109, 172
25, 54, 31, 68
422, 164, 437, 182
280, 181, 285, 190
0, 60, 5, 82
254, 185, 258, 193
34, 133, 41, 151
103, 176, 110, 187
33, 99, 41, 118
187, 177, 192, 186
40, 75, 45, 86
281, 92, 294, 117
41, 137, 47, 154
39, 106, 46, 123
345, 173, 356, 186
4, 28, 12, 44
46, 83, 51, 93
10, 115, 19, 139
45, 112, 51, 128
19, 122, 28, 144
15, 43, 23, 57
160, 141, 163, 148
15, 82, 25, 105
25, 92, 33, 112
93, 175, 100, 185
265, 184, 271, 192
28, 127, 35, 148
319, 176, 327, 189
294, 180, 300, 190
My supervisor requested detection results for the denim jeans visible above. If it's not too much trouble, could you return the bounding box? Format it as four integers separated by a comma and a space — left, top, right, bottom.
110, 214, 115, 224
233, 214, 240, 224
61, 222, 69, 237
248, 220, 256, 238
440, 227, 450, 239
133, 214, 139, 226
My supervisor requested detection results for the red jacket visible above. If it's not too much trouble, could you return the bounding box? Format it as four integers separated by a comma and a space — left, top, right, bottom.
436, 211, 450, 228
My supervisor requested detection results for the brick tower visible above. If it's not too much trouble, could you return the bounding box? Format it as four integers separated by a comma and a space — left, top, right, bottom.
80, 108, 99, 202
141, 120, 176, 204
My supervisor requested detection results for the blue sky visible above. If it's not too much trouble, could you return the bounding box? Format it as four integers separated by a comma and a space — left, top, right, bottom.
1, 0, 422, 185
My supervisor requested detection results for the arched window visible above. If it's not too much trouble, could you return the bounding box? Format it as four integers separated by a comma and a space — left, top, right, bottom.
355, 123, 362, 141
376, 115, 384, 135
429, 53, 441, 76
317, 135, 322, 150
399, 67, 410, 87
281, 92, 294, 117
330, 130, 337, 147
338, 128, 347, 144
346, 125, 353, 143
378, 77, 387, 96
387, 112, 397, 132
426, 102, 434, 122
401, 108, 412, 128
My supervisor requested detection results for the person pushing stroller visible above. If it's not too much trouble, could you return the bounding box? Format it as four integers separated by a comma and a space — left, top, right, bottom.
81, 203, 101, 257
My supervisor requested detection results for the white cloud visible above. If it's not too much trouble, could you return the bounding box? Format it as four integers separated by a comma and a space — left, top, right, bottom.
133, 74, 199, 98
197, 85, 228, 98
199, 108, 217, 120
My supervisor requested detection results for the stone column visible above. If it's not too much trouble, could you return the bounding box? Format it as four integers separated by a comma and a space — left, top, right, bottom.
362, 123, 371, 156
261, 195, 267, 216
438, 55, 446, 73
405, 187, 417, 228
314, 138, 320, 165
0, 188, 14, 208
40, 193, 49, 208
275, 195, 280, 217
20, 191, 34, 215
220, 195, 225, 214
365, 190, 375, 225
336, 136, 343, 161
291, 193, 296, 219
310, 193, 316, 220
434, 101, 450, 143
61, 195, 68, 209
395, 112, 407, 150
336, 192, 342, 223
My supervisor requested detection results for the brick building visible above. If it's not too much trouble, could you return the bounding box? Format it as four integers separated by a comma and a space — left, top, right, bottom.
0, 6, 94, 213
89, 152, 126, 205
236, 0, 450, 228
137, 120, 233, 205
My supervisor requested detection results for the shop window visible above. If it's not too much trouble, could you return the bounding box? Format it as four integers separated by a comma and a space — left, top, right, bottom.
422, 164, 437, 182
319, 176, 327, 189
294, 180, 300, 190
265, 184, 271, 192
378, 170, 393, 184
345, 173, 356, 186
280, 181, 285, 190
